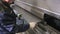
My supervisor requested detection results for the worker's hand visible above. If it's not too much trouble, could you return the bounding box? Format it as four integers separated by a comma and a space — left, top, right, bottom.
17, 14, 22, 20
29, 22, 37, 29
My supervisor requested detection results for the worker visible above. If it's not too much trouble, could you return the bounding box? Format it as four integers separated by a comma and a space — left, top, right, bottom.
0, 0, 30, 34
0, 0, 16, 34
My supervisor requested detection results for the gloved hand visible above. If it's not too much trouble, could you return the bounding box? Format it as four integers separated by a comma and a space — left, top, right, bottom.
17, 14, 22, 20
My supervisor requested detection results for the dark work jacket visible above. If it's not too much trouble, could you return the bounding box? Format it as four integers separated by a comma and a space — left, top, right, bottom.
0, 2, 17, 33
2, 1, 17, 25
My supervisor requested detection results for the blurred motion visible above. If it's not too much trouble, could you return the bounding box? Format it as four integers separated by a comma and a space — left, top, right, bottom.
0, 0, 60, 34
